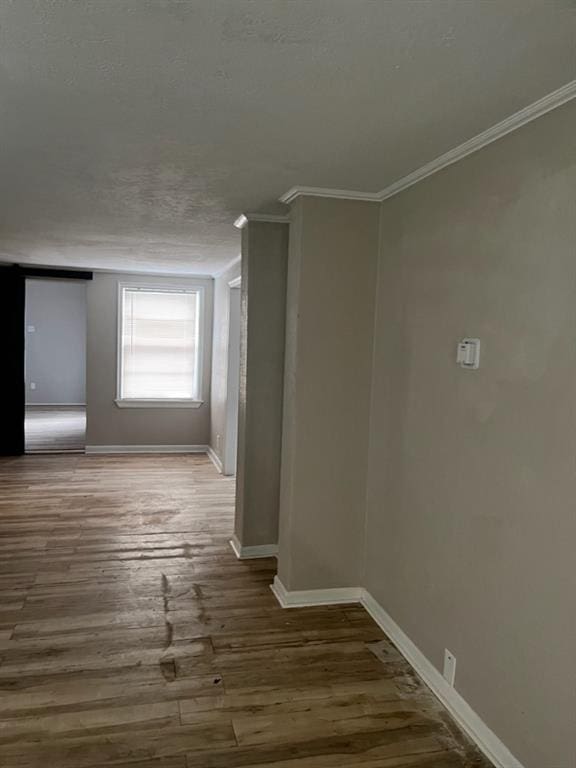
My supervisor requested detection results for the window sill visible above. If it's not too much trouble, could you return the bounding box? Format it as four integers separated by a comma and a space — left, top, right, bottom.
115, 399, 204, 409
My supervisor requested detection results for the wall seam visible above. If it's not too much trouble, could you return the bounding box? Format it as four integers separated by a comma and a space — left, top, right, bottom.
282, 200, 303, 590
359, 200, 385, 589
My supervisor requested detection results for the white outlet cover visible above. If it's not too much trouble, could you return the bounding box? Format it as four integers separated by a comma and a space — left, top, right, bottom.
456, 338, 480, 369
27, 325, 36, 333
443, 649, 456, 686
30, 382, 37, 390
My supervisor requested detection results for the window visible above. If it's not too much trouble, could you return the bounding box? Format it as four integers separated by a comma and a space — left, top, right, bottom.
116, 285, 203, 407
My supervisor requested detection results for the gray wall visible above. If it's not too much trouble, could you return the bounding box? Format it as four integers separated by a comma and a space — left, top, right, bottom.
25, 279, 86, 405
365, 100, 576, 768
210, 259, 241, 463
277, 197, 380, 590
235, 221, 288, 548
86, 272, 213, 447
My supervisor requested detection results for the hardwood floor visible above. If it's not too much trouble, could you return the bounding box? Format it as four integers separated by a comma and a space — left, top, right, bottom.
0, 453, 490, 768
25, 406, 86, 453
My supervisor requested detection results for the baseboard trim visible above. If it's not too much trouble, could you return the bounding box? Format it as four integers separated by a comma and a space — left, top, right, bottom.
26, 449, 84, 455
27, 403, 86, 407
270, 576, 525, 768
230, 535, 278, 560
207, 446, 223, 473
85, 444, 209, 455
360, 591, 524, 768
270, 576, 362, 608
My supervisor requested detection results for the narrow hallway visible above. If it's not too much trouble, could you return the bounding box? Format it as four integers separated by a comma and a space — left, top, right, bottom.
0, 454, 488, 767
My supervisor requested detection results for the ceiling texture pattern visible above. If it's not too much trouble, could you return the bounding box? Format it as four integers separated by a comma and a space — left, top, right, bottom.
1, 0, 575, 275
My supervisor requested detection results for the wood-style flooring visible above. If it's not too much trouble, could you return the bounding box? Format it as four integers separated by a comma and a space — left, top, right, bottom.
25, 406, 86, 453
0, 453, 491, 768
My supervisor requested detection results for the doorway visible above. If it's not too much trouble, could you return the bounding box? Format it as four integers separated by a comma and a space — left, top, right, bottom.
223, 277, 241, 475
24, 278, 87, 453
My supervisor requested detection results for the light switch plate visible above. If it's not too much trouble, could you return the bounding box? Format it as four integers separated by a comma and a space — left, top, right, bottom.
457, 338, 480, 369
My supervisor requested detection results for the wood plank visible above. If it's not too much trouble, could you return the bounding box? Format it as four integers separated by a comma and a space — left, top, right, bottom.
0, 453, 490, 767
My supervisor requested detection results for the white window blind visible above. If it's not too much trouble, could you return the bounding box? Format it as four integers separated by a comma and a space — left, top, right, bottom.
119, 287, 200, 401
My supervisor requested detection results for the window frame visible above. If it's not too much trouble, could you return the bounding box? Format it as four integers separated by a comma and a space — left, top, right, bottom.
115, 281, 205, 409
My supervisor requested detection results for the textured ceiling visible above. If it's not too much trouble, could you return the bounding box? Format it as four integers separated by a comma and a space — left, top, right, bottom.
0, 0, 575, 275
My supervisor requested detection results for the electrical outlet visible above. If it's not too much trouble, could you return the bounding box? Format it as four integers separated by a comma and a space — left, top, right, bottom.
216, 434, 221, 450
27, 325, 36, 333
443, 649, 456, 686
30, 382, 37, 391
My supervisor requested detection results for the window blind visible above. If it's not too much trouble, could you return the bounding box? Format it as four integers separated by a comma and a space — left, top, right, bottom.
120, 288, 199, 400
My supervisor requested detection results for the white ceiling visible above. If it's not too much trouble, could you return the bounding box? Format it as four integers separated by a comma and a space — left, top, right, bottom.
0, 0, 575, 276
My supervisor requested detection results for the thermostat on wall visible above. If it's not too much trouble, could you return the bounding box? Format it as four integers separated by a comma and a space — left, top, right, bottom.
457, 338, 480, 369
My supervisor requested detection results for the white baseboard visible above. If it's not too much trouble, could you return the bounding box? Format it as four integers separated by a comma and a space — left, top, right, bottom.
270, 576, 524, 768
229, 535, 278, 560
207, 446, 223, 473
270, 575, 362, 608
85, 444, 209, 455
360, 592, 525, 768
27, 403, 86, 407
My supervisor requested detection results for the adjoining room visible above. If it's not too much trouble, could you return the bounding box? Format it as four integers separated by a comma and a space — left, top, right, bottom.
24, 277, 87, 453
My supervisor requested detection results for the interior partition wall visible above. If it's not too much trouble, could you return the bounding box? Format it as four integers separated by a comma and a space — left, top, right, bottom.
0, 267, 26, 455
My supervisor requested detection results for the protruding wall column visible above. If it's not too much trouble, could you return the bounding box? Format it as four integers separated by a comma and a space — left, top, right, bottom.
232, 216, 289, 557
276, 195, 380, 591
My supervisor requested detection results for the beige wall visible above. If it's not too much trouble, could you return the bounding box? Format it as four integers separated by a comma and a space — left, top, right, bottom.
276, 102, 576, 766
365, 101, 576, 768
210, 259, 241, 462
86, 271, 213, 447
277, 196, 380, 590
235, 221, 288, 547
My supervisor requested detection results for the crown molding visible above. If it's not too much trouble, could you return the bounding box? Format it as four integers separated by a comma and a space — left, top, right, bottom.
213, 254, 241, 278
94, 267, 213, 280
280, 79, 576, 206
379, 78, 576, 200
4, 263, 214, 280
234, 213, 290, 229
279, 186, 380, 205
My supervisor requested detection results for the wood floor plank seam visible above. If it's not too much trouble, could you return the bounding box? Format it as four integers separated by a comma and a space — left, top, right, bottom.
0, 454, 491, 768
